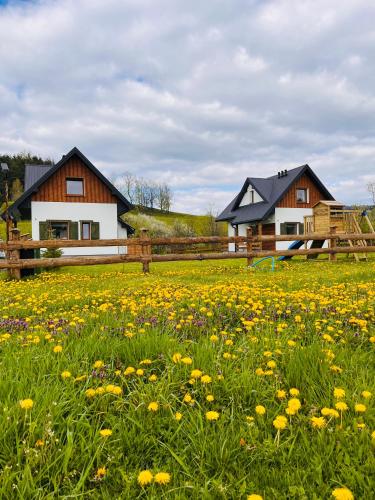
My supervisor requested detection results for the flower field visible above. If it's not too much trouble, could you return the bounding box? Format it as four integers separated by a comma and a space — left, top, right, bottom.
0, 260, 374, 499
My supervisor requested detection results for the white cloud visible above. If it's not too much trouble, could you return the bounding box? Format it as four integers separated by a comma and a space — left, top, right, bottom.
0, 0, 375, 213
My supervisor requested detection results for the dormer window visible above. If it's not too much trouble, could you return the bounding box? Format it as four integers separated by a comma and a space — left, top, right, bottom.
296, 188, 308, 203
66, 178, 84, 195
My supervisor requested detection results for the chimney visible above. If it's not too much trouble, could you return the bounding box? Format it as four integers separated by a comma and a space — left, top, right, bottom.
284, 169, 288, 176
277, 172, 281, 178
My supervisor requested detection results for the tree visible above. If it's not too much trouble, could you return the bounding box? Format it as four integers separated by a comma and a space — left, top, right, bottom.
11, 178, 23, 201
367, 182, 375, 204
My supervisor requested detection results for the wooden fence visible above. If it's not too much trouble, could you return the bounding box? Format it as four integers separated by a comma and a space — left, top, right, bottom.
0, 227, 375, 279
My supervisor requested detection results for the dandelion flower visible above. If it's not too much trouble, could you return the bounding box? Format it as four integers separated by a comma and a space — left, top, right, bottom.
335, 402, 348, 411
154, 472, 171, 485
206, 395, 214, 402
149, 374, 157, 382
124, 366, 135, 376
273, 415, 288, 430
85, 388, 96, 398
93, 360, 104, 369
136, 369, 144, 376
276, 389, 286, 400
172, 353, 182, 363
99, 429, 112, 437
19, 399, 34, 410
137, 469, 153, 486
321, 408, 339, 419
191, 369, 203, 379
331, 487, 354, 500
174, 412, 183, 421
247, 495, 263, 500
148, 402, 159, 412
333, 388, 345, 399
255, 405, 266, 416
311, 416, 326, 429
288, 398, 301, 413
61, 371, 71, 379
96, 467, 107, 478
206, 411, 220, 421
181, 357, 193, 365
361, 390, 372, 399
354, 403, 366, 413
201, 375, 212, 384
35, 439, 44, 447
53, 345, 63, 353
289, 388, 300, 396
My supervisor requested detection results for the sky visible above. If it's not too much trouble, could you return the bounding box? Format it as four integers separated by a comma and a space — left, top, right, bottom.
0, 0, 375, 213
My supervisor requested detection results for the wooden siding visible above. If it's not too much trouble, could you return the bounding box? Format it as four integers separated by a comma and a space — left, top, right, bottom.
276, 173, 327, 208
32, 156, 117, 204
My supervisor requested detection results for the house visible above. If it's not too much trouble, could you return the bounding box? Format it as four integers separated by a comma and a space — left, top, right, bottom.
216, 164, 334, 251
7, 147, 134, 255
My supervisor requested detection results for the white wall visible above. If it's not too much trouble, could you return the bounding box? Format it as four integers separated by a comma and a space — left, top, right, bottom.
31, 201, 128, 255
239, 185, 263, 206
274, 207, 313, 250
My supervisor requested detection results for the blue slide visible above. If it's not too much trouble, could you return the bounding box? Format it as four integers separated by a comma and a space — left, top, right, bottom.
278, 240, 304, 260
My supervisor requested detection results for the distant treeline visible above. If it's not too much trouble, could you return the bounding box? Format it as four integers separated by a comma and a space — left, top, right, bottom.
0, 153, 52, 201
115, 173, 173, 212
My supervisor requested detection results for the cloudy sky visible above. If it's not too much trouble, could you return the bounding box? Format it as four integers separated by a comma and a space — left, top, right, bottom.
1, 0, 375, 213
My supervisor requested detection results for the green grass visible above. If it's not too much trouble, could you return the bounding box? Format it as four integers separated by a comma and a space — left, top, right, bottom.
0, 259, 374, 499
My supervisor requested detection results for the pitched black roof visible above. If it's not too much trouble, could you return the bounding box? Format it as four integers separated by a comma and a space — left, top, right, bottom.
216, 164, 334, 224
6, 147, 133, 220
24, 164, 53, 190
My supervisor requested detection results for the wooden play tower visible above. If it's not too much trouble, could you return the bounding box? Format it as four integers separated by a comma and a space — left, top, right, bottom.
304, 201, 375, 261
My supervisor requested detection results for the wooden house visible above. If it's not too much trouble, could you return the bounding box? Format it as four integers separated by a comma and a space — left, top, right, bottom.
7, 147, 134, 255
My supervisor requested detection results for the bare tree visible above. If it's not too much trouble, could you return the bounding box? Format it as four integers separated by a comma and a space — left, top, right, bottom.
368, 182, 375, 204
116, 173, 173, 211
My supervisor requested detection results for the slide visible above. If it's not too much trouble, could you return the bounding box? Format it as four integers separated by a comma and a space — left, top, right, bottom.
278, 240, 304, 260
306, 239, 325, 259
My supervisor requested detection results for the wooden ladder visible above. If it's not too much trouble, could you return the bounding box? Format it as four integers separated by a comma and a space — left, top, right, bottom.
347, 214, 367, 261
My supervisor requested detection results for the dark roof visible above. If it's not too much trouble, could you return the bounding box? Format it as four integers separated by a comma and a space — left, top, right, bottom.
117, 217, 135, 235
24, 164, 53, 190
5, 147, 133, 220
216, 164, 334, 224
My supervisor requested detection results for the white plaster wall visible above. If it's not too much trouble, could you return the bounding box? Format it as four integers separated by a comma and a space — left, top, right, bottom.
227, 223, 235, 252
31, 201, 127, 255
275, 207, 313, 250
239, 185, 263, 206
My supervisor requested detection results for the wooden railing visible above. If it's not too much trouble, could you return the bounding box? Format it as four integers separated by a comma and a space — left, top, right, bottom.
1, 227, 375, 279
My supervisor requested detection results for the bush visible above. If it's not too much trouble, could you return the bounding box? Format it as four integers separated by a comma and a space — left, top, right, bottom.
41, 248, 63, 259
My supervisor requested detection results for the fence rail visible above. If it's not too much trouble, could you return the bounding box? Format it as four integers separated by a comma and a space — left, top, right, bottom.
1, 226, 374, 279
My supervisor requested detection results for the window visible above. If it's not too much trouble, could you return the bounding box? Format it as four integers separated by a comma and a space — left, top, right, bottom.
285, 222, 298, 235
81, 221, 91, 240
250, 190, 254, 203
50, 221, 69, 239
66, 178, 84, 195
296, 188, 308, 203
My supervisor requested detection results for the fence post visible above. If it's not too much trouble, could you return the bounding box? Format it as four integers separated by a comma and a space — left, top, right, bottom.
329, 226, 337, 262
246, 226, 253, 266
140, 228, 151, 273
8, 228, 21, 280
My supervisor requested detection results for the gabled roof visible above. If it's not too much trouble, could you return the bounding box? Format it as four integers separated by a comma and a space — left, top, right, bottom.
24, 164, 53, 190
5, 147, 133, 219
216, 164, 334, 224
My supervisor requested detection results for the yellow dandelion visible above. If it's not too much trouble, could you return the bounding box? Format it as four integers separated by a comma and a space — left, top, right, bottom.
333, 388, 345, 399
93, 360, 104, 369
175, 412, 183, 421
85, 388, 96, 398
206, 411, 220, 421
289, 388, 300, 396
361, 390, 371, 399
61, 371, 71, 379
335, 402, 348, 411
331, 487, 354, 500
276, 389, 286, 399
201, 375, 212, 384
191, 369, 203, 379
53, 345, 63, 353
247, 495, 263, 500
148, 401, 159, 412
137, 469, 153, 486
354, 403, 366, 413
96, 467, 107, 478
255, 405, 266, 416
154, 472, 171, 485
273, 415, 288, 430
19, 399, 34, 410
99, 429, 112, 437
206, 395, 214, 402
311, 416, 326, 429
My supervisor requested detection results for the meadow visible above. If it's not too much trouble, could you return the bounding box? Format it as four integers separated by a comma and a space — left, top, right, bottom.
0, 259, 374, 499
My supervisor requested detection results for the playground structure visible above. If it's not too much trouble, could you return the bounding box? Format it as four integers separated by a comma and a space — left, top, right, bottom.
279, 201, 375, 261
